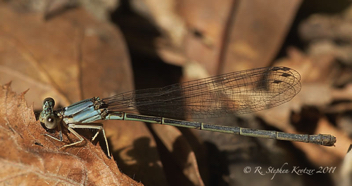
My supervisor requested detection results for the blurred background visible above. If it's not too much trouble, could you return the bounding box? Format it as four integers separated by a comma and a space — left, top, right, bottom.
1, 0, 352, 185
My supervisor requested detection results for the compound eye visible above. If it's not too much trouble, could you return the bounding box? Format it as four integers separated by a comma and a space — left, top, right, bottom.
43, 97, 55, 106
44, 115, 57, 129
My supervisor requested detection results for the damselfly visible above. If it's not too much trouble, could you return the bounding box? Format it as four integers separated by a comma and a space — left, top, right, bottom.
38, 66, 336, 158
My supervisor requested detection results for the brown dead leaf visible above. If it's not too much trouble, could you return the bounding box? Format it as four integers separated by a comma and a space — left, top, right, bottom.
0, 83, 142, 185
0, 3, 134, 108
127, 0, 302, 75
219, 0, 302, 73
152, 124, 205, 186
176, 0, 302, 75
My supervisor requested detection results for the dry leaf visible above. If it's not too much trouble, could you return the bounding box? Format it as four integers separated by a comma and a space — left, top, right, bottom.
152, 124, 205, 186
124, 0, 302, 74
176, 0, 302, 74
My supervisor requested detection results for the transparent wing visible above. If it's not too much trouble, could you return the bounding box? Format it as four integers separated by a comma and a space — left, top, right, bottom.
103, 66, 301, 119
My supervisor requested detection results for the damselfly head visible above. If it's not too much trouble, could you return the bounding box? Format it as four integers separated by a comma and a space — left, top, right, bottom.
39, 97, 58, 130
